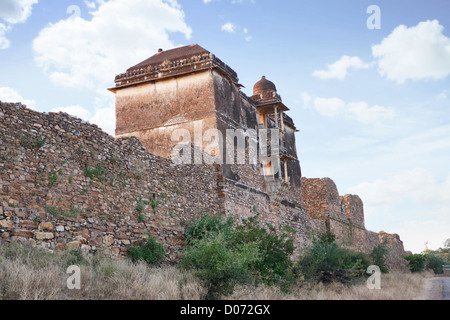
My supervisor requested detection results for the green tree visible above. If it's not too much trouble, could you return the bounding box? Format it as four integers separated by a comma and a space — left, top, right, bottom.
180, 213, 298, 298
233, 213, 296, 291
296, 232, 371, 284
404, 254, 426, 272
425, 254, 445, 274
180, 231, 260, 299
370, 244, 389, 273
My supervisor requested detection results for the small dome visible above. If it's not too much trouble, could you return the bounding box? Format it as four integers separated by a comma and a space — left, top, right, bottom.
253, 76, 277, 95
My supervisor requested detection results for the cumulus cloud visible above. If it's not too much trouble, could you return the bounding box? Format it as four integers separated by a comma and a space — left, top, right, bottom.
346, 102, 395, 124
0, 86, 37, 110
372, 20, 450, 84
0, 0, 38, 24
349, 168, 450, 253
313, 56, 370, 80
0, 23, 10, 49
221, 21, 252, 41
349, 168, 450, 206
314, 97, 345, 117
84, 0, 105, 9
313, 96, 395, 123
0, 0, 38, 49
51, 105, 93, 121
33, 0, 192, 91
51, 103, 115, 136
221, 22, 235, 33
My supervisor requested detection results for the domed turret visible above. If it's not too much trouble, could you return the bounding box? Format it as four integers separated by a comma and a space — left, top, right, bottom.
253, 76, 277, 96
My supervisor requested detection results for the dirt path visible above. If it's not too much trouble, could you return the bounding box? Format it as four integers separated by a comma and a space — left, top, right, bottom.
422, 277, 450, 300
443, 277, 450, 300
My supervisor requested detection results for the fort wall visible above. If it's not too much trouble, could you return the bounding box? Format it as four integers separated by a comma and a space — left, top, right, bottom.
0, 101, 407, 268
115, 70, 217, 159
0, 102, 221, 262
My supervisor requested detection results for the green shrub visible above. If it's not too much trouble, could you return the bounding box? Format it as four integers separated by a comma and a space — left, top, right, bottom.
295, 232, 371, 284
233, 213, 296, 291
180, 232, 260, 299
64, 250, 85, 268
425, 254, 444, 274
370, 244, 389, 273
404, 254, 426, 272
184, 214, 234, 244
128, 236, 165, 266
181, 213, 297, 298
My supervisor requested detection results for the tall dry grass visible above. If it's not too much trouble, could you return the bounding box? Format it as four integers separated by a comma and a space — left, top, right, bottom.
0, 241, 437, 300
0, 241, 206, 300
226, 271, 436, 300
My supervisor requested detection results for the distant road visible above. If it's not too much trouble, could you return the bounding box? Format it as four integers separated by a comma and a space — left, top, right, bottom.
443, 278, 450, 300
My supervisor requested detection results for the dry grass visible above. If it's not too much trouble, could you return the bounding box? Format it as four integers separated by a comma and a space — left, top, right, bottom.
0, 241, 206, 300
0, 241, 438, 300
226, 271, 436, 300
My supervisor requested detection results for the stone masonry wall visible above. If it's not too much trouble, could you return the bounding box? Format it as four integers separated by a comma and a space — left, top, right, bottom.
301, 177, 408, 269
0, 102, 222, 262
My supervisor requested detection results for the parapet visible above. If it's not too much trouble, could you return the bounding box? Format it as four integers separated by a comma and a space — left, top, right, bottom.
301, 177, 365, 228
109, 44, 239, 93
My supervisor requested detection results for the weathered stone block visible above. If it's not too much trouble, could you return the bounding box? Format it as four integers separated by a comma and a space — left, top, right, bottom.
35, 232, 54, 240
39, 222, 54, 231
0, 219, 13, 229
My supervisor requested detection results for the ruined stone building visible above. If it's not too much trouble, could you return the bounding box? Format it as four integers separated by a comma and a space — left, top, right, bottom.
109, 44, 301, 205
0, 44, 407, 268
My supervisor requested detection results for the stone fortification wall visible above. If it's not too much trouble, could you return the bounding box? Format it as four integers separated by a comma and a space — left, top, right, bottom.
301, 178, 407, 269
0, 102, 222, 262
0, 101, 320, 262
0, 101, 407, 269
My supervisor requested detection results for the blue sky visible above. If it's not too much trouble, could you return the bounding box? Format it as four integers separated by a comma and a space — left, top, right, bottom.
1, 0, 449, 253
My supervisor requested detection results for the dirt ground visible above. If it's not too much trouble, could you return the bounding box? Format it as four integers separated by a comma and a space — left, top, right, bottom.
421, 277, 450, 300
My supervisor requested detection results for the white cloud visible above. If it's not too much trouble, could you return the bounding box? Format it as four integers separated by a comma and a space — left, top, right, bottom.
313, 56, 369, 80
0, 0, 38, 24
349, 168, 450, 253
51, 103, 115, 136
89, 105, 116, 136
0, 23, 10, 49
84, 0, 105, 9
33, 0, 192, 90
314, 97, 345, 117
313, 96, 395, 124
51, 105, 92, 121
347, 102, 395, 124
0, 0, 38, 49
301, 91, 312, 108
349, 168, 450, 206
436, 90, 448, 100
221, 22, 235, 33
372, 20, 450, 84
0, 86, 36, 110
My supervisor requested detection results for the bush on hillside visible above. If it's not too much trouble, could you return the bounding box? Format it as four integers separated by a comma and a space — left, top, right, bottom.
370, 244, 389, 273
295, 232, 371, 284
403, 254, 426, 273
180, 213, 297, 299
128, 236, 165, 266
